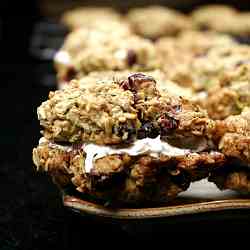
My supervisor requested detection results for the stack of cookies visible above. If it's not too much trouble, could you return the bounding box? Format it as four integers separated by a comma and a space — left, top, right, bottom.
32, 5, 250, 205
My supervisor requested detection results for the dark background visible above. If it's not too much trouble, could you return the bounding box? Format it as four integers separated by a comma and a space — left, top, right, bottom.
0, 1, 250, 249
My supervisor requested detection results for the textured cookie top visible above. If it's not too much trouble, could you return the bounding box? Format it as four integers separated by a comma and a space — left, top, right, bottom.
38, 76, 139, 144
164, 31, 237, 55
192, 5, 250, 36
215, 108, 250, 165
58, 27, 132, 56
156, 31, 237, 90
165, 44, 250, 92
61, 7, 123, 30
54, 28, 160, 82
222, 107, 250, 136
219, 64, 250, 108
190, 45, 250, 88
78, 70, 194, 99
38, 73, 214, 147
191, 5, 236, 26
127, 5, 194, 39
219, 63, 250, 85
203, 64, 250, 120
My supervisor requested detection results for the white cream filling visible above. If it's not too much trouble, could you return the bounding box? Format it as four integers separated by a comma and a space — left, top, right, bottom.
83, 136, 191, 173
41, 136, 191, 173
54, 51, 72, 65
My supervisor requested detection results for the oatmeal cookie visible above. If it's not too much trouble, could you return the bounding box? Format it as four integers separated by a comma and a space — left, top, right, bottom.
209, 164, 250, 193
191, 5, 250, 43
74, 70, 195, 99
209, 107, 250, 193
214, 107, 250, 166
33, 136, 225, 205
191, 5, 236, 31
38, 73, 216, 148
203, 64, 250, 120
156, 31, 237, 90
172, 45, 250, 92
33, 72, 228, 204
54, 28, 160, 83
61, 7, 124, 30
127, 5, 194, 40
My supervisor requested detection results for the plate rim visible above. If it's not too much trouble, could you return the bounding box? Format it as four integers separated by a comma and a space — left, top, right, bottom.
63, 194, 250, 220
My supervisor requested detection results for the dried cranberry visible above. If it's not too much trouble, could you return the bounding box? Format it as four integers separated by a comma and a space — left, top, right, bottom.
159, 115, 179, 135
126, 127, 137, 143
127, 49, 137, 66
113, 124, 136, 144
63, 67, 76, 82
120, 73, 156, 92
137, 122, 160, 139
120, 79, 132, 91
233, 35, 250, 45
199, 24, 210, 31
128, 73, 156, 87
235, 59, 250, 67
